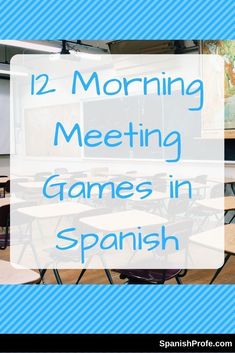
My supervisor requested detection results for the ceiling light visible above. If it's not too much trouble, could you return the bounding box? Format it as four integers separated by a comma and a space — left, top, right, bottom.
0, 40, 61, 53
70, 50, 101, 61
0, 63, 28, 76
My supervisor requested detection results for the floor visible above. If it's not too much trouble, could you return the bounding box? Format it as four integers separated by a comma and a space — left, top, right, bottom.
1, 247, 234, 284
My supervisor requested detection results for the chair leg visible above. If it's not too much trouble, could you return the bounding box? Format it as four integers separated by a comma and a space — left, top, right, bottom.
39, 269, 47, 283
127, 278, 164, 284
231, 183, 235, 195
53, 269, 63, 284
175, 276, 183, 284
209, 254, 231, 284
105, 269, 113, 284
76, 269, 87, 284
178, 269, 187, 277
0, 228, 9, 250
0, 238, 7, 250
229, 213, 235, 224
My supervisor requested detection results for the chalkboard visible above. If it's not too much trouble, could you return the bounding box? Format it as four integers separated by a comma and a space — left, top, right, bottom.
225, 139, 235, 161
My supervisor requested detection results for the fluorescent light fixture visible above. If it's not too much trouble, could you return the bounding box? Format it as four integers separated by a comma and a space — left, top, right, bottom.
0, 40, 61, 53
70, 50, 102, 60
0, 63, 28, 76
49, 53, 61, 61
0, 69, 28, 76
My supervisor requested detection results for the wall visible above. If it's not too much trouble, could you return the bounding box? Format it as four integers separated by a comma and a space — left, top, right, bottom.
0, 155, 9, 175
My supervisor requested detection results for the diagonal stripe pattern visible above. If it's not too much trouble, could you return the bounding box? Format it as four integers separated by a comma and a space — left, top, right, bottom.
0, 0, 234, 39
0, 285, 234, 333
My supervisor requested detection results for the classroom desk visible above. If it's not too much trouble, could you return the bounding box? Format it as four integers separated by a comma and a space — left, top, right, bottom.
18, 181, 66, 189
0, 260, 40, 284
225, 177, 235, 184
53, 173, 72, 179
127, 191, 167, 201
190, 225, 234, 253
17, 203, 94, 282
18, 181, 45, 189
174, 181, 209, 191
0, 196, 25, 207
190, 224, 235, 283
125, 171, 155, 178
73, 176, 110, 183
18, 202, 93, 218
196, 196, 235, 212
75, 209, 167, 285
18, 177, 110, 189
0, 177, 9, 184
11, 175, 34, 181
80, 209, 167, 232
0, 177, 9, 197
224, 178, 235, 194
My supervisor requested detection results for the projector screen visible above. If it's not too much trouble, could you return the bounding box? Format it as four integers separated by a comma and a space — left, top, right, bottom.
0, 78, 10, 154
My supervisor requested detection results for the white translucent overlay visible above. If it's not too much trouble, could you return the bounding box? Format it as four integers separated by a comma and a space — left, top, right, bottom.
10, 54, 224, 269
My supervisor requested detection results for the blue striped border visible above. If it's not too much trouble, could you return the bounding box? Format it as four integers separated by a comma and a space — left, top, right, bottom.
0, 0, 234, 39
0, 285, 234, 333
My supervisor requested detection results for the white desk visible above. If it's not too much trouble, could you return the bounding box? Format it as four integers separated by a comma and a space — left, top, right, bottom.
127, 191, 167, 201
225, 178, 235, 185
18, 180, 67, 189
190, 224, 235, 255
191, 224, 235, 284
125, 172, 155, 178
73, 176, 110, 183
11, 175, 34, 181
197, 196, 235, 211
0, 260, 40, 284
169, 181, 209, 190
0, 177, 9, 184
0, 196, 25, 207
18, 181, 45, 189
18, 202, 93, 218
80, 209, 167, 232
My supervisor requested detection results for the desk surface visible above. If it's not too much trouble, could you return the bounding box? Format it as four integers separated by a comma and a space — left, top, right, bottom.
128, 191, 167, 201
197, 196, 235, 211
18, 181, 44, 188
18, 181, 67, 188
0, 260, 40, 284
0, 196, 25, 207
190, 224, 235, 255
0, 177, 9, 184
80, 209, 167, 231
225, 177, 235, 184
11, 175, 34, 181
18, 202, 93, 218
73, 176, 110, 183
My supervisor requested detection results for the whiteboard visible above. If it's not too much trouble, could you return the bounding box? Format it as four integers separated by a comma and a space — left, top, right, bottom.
0, 78, 10, 154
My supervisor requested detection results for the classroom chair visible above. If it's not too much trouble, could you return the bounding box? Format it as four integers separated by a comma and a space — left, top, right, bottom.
0, 204, 10, 249
113, 269, 184, 284
0, 175, 8, 198
113, 219, 192, 284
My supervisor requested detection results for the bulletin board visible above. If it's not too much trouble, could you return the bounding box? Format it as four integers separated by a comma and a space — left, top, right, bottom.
201, 40, 235, 139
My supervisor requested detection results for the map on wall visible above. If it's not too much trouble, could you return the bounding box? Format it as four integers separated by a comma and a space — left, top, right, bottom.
202, 40, 235, 130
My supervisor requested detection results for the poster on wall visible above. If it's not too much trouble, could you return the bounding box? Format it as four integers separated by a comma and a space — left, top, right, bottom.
202, 40, 235, 137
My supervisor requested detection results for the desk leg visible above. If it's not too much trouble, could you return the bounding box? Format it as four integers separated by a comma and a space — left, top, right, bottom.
209, 253, 231, 284
39, 269, 47, 283
76, 269, 113, 284
105, 269, 113, 284
53, 269, 63, 284
231, 183, 235, 195
76, 269, 87, 284
39, 269, 63, 284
